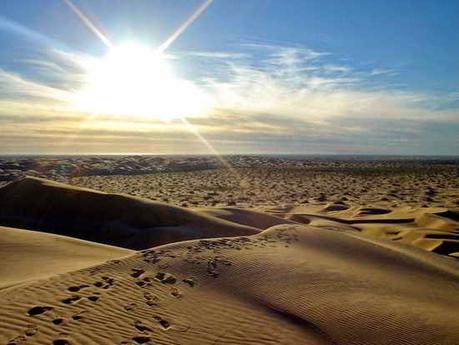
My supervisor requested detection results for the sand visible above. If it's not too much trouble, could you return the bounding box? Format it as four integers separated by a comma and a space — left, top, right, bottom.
0, 160, 458, 344
0, 226, 133, 289
69, 164, 459, 209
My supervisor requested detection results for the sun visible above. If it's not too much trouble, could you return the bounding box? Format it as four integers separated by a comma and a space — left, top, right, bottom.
74, 42, 211, 121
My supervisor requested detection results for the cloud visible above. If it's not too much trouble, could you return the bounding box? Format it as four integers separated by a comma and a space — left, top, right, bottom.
193, 44, 459, 125
0, 42, 458, 154
186, 51, 249, 59
0, 69, 72, 102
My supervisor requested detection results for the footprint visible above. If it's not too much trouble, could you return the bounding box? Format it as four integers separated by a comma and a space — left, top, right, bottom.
155, 272, 176, 284
182, 278, 195, 287
102, 276, 115, 286
52, 318, 65, 325
67, 285, 89, 292
24, 326, 37, 336
130, 268, 145, 279
87, 295, 99, 302
71, 313, 84, 321
27, 306, 53, 316
94, 277, 115, 289
135, 281, 147, 288
170, 287, 182, 299
53, 339, 70, 345
7, 335, 26, 345
134, 320, 152, 333
93, 281, 104, 288
61, 296, 81, 305
132, 335, 152, 344
124, 303, 136, 311
153, 316, 170, 330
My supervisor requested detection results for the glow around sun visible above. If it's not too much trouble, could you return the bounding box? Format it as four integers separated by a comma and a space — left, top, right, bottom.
74, 42, 212, 121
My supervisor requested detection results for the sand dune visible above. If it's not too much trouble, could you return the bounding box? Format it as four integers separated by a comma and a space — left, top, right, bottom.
1, 177, 459, 344
1, 224, 458, 345
264, 203, 459, 258
0, 177, 257, 249
0, 226, 133, 289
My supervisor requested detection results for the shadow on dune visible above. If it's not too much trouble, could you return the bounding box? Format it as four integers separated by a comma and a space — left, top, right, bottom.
0, 177, 262, 250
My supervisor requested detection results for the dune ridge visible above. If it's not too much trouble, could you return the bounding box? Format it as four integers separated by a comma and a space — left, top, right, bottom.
0, 177, 257, 250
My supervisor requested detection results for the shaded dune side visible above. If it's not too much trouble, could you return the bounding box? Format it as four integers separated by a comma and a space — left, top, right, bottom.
266, 203, 459, 258
0, 177, 258, 250
0, 226, 133, 289
1, 224, 458, 345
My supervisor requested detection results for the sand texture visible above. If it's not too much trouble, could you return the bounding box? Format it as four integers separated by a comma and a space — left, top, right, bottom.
0, 168, 458, 344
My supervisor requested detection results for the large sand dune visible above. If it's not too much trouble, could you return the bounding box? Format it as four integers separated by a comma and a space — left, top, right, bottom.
1, 224, 458, 345
0, 177, 257, 250
0, 177, 458, 344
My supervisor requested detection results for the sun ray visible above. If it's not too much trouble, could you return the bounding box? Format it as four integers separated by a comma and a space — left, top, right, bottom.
180, 118, 244, 184
63, 0, 113, 48
157, 0, 213, 53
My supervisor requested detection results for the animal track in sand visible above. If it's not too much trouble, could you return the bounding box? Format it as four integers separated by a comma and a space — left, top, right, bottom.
52, 339, 70, 345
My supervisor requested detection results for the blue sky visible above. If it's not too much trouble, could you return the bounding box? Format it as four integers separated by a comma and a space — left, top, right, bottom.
0, 0, 458, 154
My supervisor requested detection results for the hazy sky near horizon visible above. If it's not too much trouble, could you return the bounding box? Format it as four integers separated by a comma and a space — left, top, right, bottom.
0, 0, 458, 155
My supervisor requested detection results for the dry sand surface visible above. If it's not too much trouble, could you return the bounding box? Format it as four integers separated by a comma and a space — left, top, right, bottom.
69, 163, 459, 209
0, 156, 458, 344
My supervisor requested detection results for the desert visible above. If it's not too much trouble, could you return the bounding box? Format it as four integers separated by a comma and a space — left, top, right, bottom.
0, 155, 458, 345
1, 0, 458, 343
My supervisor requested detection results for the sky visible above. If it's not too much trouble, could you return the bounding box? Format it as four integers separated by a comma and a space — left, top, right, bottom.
0, 0, 458, 155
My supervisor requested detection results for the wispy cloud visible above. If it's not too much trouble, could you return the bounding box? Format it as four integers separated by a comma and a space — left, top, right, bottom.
0, 41, 458, 154
186, 51, 249, 59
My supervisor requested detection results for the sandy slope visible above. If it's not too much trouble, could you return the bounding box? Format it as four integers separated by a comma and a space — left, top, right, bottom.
263, 203, 459, 258
1, 224, 458, 345
0, 177, 257, 250
0, 226, 133, 289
